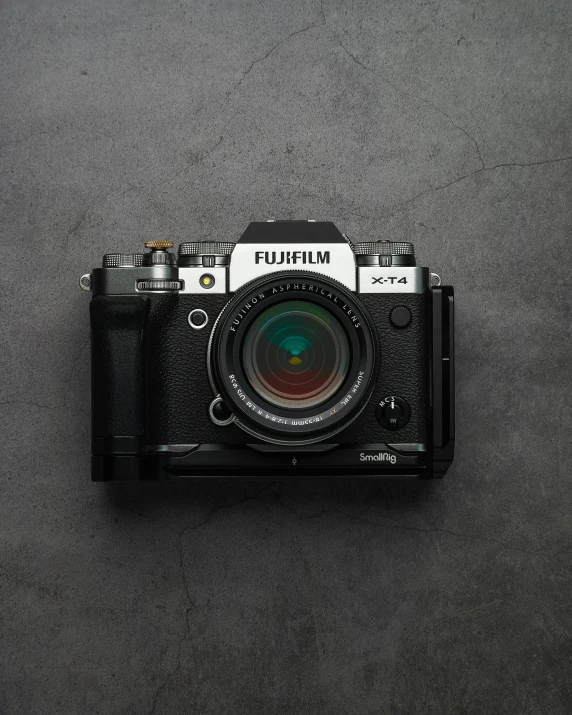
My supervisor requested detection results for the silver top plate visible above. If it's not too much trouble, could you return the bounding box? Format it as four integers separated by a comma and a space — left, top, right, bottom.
229, 242, 357, 292
357, 266, 429, 293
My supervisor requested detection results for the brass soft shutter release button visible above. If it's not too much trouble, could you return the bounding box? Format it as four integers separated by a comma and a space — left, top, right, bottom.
144, 240, 174, 250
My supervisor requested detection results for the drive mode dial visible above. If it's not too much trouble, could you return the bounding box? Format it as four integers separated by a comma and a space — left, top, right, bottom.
178, 242, 235, 267
102, 253, 144, 267
376, 396, 411, 430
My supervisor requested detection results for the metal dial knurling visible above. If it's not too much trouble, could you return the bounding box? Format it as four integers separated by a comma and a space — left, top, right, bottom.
178, 242, 235, 256
102, 253, 145, 267
137, 279, 182, 291
353, 241, 414, 256
144, 240, 174, 250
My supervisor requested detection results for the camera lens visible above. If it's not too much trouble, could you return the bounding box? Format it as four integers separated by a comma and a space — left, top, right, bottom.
211, 272, 377, 444
242, 301, 349, 410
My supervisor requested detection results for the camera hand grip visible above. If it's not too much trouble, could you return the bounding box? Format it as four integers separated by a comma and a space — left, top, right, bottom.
90, 295, 149, 454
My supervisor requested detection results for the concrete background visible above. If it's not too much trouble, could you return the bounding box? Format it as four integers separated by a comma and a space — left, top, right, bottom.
1, 0, 571, 712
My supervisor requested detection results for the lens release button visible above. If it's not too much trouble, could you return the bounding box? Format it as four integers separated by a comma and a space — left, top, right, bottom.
213, 401, 232, 422
376, 396, 411, 431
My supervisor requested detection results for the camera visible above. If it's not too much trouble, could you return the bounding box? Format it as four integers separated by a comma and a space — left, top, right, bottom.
80, 220, 454, 480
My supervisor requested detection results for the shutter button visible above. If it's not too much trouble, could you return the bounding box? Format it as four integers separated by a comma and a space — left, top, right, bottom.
376, 396, 411, 430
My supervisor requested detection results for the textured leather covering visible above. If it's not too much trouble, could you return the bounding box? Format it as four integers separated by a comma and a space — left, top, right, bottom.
90, 295, 149, 437
144, 293, 249, 445
340, 293, 430, 444
142, 291, 430, 446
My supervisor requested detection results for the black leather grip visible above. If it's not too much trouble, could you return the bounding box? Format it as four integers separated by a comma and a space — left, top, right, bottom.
90, 295, 149, 452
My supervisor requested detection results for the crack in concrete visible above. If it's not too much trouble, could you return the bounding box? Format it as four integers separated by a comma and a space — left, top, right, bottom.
108, 498, 157, 524
67, 336, 90, 387
145, 536, 195, 715
321, 1, 485, 170
328, 153, 572, 222
386, 168, 483, 218
65, 187, 122, 245
387, 154, 572, 218
485, 156, 572, 170
0, 399, 67, 410
108, 478, 569, 712
179, 495, 571, 560
62, 336, 91, 415
276, 502, 332, 521
65, 176, 177, 245
144, 482, 279, 714
309, 506, 572, 559
0, 131, 51, 151
178, 481, 280, 537
412, 599, 505, 635
226, 21, 326, 102
318, 1, 572, 221
66, 208, 90, 240
145, 605, 193, 715
64, 161, 196, 241
135, 110, 240, 199
1, 335, 91, 416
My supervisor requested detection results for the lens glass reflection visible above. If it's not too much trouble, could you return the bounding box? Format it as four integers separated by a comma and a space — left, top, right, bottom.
242, 300, 350, 409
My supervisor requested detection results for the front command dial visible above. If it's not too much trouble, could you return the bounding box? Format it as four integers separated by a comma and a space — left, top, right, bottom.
376, 396, 411, 431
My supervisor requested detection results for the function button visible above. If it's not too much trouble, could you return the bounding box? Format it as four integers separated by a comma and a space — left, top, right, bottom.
188, 309, 209, 330
390, 306, 412, 328
376, 396, 411, 431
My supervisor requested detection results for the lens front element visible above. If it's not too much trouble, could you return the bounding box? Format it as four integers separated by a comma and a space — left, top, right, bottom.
243, 301, 349, 410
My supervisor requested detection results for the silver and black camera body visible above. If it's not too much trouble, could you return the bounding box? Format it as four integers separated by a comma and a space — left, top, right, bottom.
81, 220, 454, 480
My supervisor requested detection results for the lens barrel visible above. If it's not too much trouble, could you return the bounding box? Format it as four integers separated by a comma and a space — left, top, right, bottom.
210, 272, 378, 444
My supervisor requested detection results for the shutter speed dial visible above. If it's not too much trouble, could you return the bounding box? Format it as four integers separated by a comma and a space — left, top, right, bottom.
376, 396, 411, 430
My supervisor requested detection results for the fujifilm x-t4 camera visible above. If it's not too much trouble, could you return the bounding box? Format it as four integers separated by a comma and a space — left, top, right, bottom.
80, 221, 454, 480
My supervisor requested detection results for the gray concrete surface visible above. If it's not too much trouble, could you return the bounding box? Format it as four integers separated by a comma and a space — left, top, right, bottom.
1, 0, 571, 712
